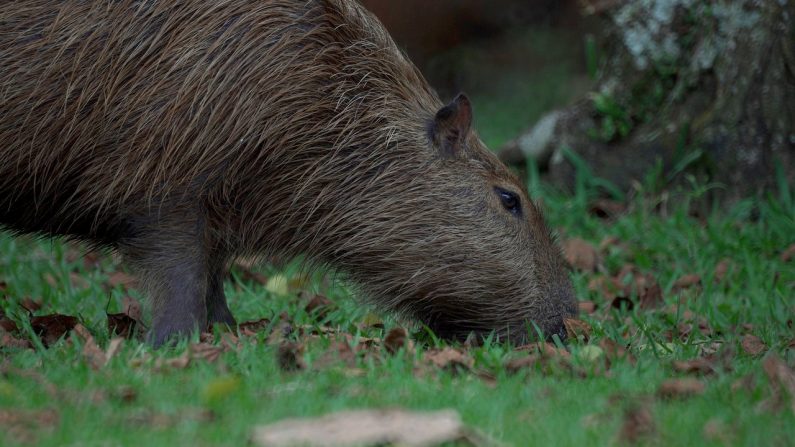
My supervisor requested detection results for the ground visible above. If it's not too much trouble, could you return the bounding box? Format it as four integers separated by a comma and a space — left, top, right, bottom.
1, 168, 793, 445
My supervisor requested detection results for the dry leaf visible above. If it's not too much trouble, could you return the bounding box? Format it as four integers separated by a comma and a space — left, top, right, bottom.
578, 301, 596, 314
1, 331, 33, 350
29, 314, 79, 347
384, 327, 411, 354
713, 259, 732, 283
424, 347, 474, 372
107, 313, 142, 339
618, 402, 655, 444
251, 409, 487, 447
562, 238, 599, 272
238, 318, 271, 336
780, 243, 795, 262
121, 296, 143, 321
190, 342, 226, 363
303, 294, 335, 319
20, 297, 42, 313
277, 342, 305, 371
73, 324, 108, 370
761, 354, 795, 415
672, 274, 701, 291
635, 273, 663, 310
740, 335, 767, 356
672, 358, 717, 375
563, 318, 591, 343
657, 378, 705, 398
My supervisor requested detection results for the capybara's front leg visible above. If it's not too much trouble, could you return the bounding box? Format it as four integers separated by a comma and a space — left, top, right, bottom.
119, 207, 211, 347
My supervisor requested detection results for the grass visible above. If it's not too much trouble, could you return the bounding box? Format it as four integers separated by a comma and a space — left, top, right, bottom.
1, 169, 793, 446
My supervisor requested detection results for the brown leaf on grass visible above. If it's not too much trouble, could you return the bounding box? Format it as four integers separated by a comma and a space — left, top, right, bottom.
672, 358, 717, 375
107, 313, 143, 339
153, 350, 191, 370
238, 318, 271, 336
20, 297, 42, 313
277, 342, 306, 372
635, 273, 663, 310
672, 273, 701, 291
0, 312, 18, 333
424, 347, 474, 372
313, 340, 357, 370
713, 259, 732, 283
1, 331, 33, 350
657, 378, 705, 399
190, 342, 226, 363
578, 300, 596, 314
761, 354, 795, 415
121, 296, 143, 321
302, 293, 335, 319
599, 338, 635, 367
780, 243, 795, 262
107, 271, 136, 289
562, 238, 600, 272
588, 199, 625, 219
0, 408, 60, 445
618, 401, 655, 444
588, 276, 626, 305
384, 327, 413, 354
29, 314, 79, 347
267, 322, 294, 346
740, 335, 767, 356
251, 409, 488, 447
563, 318, 591, 343
73, 324, 106, 370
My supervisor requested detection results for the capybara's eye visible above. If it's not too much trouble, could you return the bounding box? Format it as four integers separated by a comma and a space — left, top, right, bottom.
495, 187, 522, 217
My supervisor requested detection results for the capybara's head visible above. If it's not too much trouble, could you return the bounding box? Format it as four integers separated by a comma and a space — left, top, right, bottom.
309, 93, 578, 344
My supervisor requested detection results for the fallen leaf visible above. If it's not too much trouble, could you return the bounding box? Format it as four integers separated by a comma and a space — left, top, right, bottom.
424, 347, 474, 372
672, 358, 716, 375
672, 274, 701, 291
635, 273, 663, 309
0, 408, 60, 444
73, 324, 106, 370
703, 418, 732, 444
1, 331, 33, 350
251, 409, 487, 447
156, 351, 191, 370
190, 342, 226, 363
303, 294, 335, 319
107, 313, 143, 339
0, 312, 18, 333
780, 243, 795, 262
313, 340, 357, 370
238, 318, 271, 336
713, 259, 732, 283
599, 338, 635, 367
383, 327, 411, 354
562, 238, 599, 272
657, 378, 705, 398
740, 335, 767, 356
105, 338, 124, 364
578, 301, 596, 314
761, 354, 795, 415
277, 342, 305, 371
121, 296, 143, 322
618, 402, 655, 444
29, 314, 79, 347
563, 318, 591, 343
20, 297, 42, 313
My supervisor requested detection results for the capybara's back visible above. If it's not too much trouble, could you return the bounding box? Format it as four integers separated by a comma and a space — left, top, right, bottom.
0, 0, 576, 346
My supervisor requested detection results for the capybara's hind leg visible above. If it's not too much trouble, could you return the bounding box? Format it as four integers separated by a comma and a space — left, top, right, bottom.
205, 256, 236, 329
119, 207, 211, 347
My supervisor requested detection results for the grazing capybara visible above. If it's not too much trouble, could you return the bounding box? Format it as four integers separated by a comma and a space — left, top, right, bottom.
0, 0, 576, 346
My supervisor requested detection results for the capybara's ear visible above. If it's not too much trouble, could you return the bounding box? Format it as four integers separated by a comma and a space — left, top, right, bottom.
431, 93, 472, 158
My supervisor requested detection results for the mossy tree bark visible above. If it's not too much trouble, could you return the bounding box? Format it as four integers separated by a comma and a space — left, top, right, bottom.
499, 0, 794, 200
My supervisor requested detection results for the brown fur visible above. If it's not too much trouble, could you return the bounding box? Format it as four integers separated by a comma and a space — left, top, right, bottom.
0, 0, 576, 346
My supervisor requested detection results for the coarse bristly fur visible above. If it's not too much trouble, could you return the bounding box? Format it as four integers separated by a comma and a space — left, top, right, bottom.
0, 0, 577, 346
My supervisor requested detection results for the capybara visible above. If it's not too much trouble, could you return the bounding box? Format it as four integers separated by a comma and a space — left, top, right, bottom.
0, 0, 576, 346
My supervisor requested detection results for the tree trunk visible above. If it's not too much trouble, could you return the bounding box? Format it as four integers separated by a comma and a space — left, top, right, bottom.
499, 0, 794, 200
